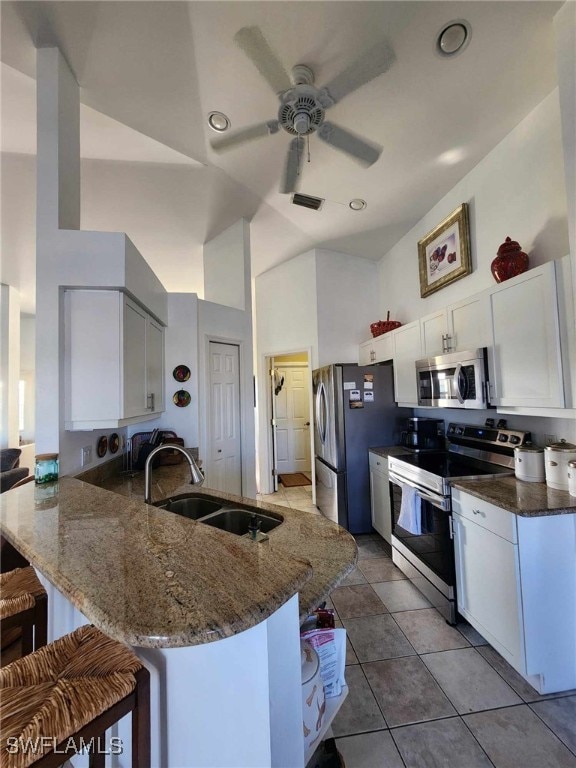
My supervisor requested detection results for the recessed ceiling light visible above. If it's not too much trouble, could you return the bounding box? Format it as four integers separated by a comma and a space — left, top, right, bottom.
438, 148, 466, 165
208, 111, 230, 132
437, 21, 471, 57
349, 199, 367, 211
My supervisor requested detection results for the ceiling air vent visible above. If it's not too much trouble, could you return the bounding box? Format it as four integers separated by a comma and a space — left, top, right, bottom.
292, 193, 324, 211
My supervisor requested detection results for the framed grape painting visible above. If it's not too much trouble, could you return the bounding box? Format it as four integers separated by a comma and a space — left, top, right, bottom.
418, 203, 471, 298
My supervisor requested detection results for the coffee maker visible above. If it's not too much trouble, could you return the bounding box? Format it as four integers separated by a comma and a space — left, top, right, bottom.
401, 417, 444, 450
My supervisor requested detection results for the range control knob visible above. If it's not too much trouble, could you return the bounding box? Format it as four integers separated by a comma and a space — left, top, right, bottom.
509, 435, 521, 445
456, 426, 464, 435
498, 434, 509, 442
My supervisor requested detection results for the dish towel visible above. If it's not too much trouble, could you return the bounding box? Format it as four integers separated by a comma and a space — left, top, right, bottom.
398, 484, 422, 535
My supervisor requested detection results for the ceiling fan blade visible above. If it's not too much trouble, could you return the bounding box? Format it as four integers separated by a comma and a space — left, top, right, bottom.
234, 26, 292, 95
210, 120, 279, 152
317, 122, 382, 166
280, 137, 305, 194
320, 40, 395, 107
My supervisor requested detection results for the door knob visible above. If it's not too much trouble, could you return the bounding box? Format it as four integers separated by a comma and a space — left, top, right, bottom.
305, 421, 310, 426
217, 449, 222, 453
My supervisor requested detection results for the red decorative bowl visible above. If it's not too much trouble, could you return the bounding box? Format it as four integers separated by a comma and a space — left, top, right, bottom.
370, 319, 402, 338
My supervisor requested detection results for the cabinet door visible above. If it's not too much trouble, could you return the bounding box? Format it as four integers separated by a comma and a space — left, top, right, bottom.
146, 318, 164, 413
453, 512, 524, 667
358, 339, 375, 366
373, 333, 393, 363
446, 293, 490, 352
420, 311, 447, 356
488, 263, 564, 407
370, 464, 392, 543
123, 298, 148, 418
392, 321, 421, 404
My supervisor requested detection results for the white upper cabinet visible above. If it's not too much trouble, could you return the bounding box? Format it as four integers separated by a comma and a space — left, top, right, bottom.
487, 262, 564, 408
358, 333, 393, 366
392, 320, 422, 405
445, 293, 491, 352
420, 310, 448, 357
65, 290, 165, 430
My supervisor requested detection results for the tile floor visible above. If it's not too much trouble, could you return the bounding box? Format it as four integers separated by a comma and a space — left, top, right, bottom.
259, 489, 576, 767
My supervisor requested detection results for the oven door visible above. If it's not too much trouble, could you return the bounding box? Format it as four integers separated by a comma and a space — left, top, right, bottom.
388, 470, 455, 588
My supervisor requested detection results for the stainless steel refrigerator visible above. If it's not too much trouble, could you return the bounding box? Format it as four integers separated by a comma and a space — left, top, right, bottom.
313, 362, 411, 533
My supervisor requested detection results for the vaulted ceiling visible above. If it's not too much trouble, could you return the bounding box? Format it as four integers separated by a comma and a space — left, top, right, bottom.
0, 1, 562, 314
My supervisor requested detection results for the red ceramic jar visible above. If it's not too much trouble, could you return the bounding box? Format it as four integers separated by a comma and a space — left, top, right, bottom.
491, 237, 529, 283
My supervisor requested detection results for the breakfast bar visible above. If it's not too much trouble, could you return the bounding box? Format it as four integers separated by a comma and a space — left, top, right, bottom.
1, 478, 357, 767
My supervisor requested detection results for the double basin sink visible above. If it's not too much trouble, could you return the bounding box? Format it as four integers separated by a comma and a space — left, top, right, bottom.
154, 493, 283, 538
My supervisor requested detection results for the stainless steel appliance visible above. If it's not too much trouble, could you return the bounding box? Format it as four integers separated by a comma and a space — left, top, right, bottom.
416, 348, 490, 409
400, 417, 444, 450
388, 422, 530, 622
313, 363, 410, 533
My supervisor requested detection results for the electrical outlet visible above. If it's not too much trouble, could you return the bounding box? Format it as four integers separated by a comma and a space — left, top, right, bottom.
81, 446, 92, 466
545, 434, 558, 445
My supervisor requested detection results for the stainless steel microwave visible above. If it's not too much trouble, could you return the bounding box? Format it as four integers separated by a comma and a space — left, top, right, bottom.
415, 348, 491, 409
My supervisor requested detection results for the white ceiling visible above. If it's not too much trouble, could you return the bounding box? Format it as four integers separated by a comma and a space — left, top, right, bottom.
0, 1, 562, 314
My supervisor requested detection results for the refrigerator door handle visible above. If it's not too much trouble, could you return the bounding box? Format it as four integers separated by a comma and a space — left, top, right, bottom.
317, 381, 328, 446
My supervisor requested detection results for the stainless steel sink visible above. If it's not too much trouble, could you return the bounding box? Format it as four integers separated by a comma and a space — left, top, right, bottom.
199, 509, 282, 536
154, 495, 283, 537
157, 496, 222, 520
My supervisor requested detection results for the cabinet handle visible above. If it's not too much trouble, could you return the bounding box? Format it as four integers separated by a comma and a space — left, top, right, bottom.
472, 508, 485, 517
148, 393, 155, 411
370, 350, 376, 362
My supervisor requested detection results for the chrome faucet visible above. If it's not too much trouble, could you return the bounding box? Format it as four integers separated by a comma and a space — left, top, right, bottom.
144, 444, 204, 504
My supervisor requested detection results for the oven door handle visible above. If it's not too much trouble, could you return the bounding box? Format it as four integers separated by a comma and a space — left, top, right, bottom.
389, 471, 450, 512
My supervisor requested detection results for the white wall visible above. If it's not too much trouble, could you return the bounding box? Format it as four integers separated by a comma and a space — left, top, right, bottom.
137, 293, 200, 448
0, 284, 20, 447
378, 89, 569, 321
204, 219, 249, 311
316, 249, 379, 367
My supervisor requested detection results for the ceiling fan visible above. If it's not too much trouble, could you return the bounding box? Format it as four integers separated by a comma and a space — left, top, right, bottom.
210, 26, 395, 194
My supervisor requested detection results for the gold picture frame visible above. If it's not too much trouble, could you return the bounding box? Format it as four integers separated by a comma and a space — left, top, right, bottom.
418, 203, 471, 298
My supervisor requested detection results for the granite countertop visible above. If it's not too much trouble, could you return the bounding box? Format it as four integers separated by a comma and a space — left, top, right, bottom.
451, 476, 576, 517
369, 445, 409, 459
1, 473, 356, 649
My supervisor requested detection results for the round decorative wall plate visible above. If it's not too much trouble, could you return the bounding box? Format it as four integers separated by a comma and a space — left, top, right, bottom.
173, 389, 191, 408
96, 436, 108, 458
109, 433, 120, 454
173, 365, 191, 383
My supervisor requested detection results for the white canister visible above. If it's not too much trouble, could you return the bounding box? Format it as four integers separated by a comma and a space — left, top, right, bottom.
514, 445, 545, 483
568, 460, 576, 498
301, 640, 326, 754
544, 440, 576, 491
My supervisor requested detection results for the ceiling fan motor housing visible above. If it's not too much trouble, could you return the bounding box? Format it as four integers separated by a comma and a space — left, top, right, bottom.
278, 86, 325, 136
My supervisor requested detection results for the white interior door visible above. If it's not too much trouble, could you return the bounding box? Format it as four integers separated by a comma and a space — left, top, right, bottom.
209, 342, 242, 495
275, 365, 311, 474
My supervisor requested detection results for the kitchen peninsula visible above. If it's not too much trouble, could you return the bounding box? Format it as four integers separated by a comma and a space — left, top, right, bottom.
1, 478, 356, 767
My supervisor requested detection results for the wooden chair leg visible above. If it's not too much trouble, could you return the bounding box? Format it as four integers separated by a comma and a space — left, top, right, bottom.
34, 592, 48, 650
89, 737, 106, 768
132, 666, 151, 768
19, 613, 34, 657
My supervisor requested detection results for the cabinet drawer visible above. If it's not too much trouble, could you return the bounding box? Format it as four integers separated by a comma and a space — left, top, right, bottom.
369, 452, 389, 473
452, 489, 517, 543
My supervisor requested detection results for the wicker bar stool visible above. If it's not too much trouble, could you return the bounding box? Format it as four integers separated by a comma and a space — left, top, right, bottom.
0, 624, 150, 768
0, 567, 48, 657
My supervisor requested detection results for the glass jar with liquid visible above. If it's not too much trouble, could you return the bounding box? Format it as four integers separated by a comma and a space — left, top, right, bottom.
35, 453, 59, 484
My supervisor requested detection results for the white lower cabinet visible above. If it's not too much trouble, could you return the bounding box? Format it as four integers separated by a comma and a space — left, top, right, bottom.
369, 452, 392, 543
452, 488, 576, 694
65, 290, 165, 430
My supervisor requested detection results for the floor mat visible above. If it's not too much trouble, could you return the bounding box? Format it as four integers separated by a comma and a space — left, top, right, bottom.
279, 472, 312, 487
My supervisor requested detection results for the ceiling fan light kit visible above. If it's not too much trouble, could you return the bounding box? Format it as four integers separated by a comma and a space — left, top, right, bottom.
211, 25, 394, 195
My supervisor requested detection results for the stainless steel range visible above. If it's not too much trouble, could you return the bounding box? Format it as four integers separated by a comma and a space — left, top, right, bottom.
388, 422, 531, 623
